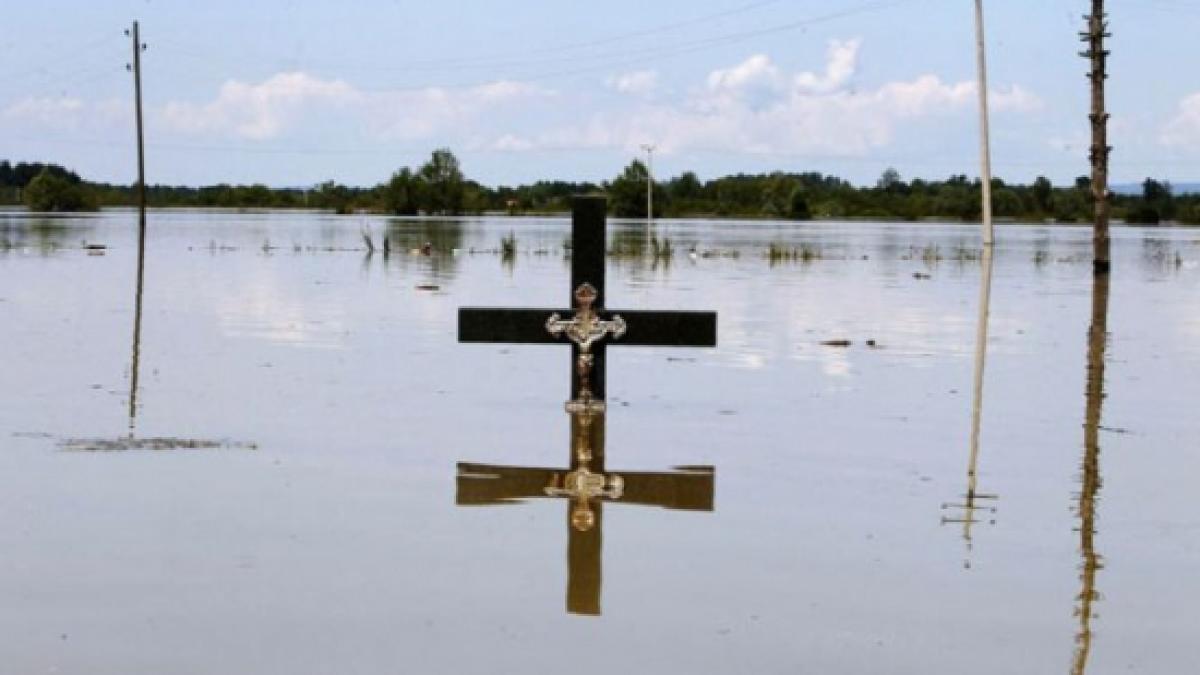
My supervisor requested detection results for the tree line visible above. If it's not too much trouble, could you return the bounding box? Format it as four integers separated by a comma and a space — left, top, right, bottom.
3, 152, 1197, 225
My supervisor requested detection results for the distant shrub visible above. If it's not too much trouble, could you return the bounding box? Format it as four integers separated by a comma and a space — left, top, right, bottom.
24, 168, 96, 212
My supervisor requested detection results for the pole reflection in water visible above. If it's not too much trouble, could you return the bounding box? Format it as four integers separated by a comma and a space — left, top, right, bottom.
128, 209, 147, 431
941, 244, 998, 565
59, 214, 256, 453
1073, 271, 1109, 674
456, 408, 715, 615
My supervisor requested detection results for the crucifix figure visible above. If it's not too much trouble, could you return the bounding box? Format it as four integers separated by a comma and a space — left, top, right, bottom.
456, 408, 715, 615
459, 195, 717, 408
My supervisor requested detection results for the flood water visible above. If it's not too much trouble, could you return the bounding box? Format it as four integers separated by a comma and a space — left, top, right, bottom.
1, 208, 1198, 674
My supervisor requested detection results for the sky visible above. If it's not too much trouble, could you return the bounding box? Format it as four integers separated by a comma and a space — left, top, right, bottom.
2, 0, 1199, 188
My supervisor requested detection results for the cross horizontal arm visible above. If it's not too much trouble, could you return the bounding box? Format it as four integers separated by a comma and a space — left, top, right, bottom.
458, 308, 717, 347
610, 310, 717, 347
620, 466, 715, 510
459, 308, 569, 345
456, 462, 558, 505
456, 462, 714, 510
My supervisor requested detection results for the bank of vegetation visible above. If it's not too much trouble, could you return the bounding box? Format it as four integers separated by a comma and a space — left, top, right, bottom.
3, 151, 1197, 224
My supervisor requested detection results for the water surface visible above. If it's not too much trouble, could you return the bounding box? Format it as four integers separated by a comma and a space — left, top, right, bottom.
1, 209, 1197, 674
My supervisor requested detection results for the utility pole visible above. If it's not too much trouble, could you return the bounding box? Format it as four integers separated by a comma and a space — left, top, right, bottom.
126, 21, 147, 232
640, 143, 655, 222
1081, 0, 1111, 274
973, 0, 994, 246
125, 21, 147, 430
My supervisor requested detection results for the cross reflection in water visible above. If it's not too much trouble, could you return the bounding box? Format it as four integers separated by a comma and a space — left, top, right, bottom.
456, 408, 715, 616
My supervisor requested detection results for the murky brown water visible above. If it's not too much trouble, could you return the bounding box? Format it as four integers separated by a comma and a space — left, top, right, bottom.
2, 208, 1198, 674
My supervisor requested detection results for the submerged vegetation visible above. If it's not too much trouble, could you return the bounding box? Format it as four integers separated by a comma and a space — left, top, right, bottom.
4, 152, 1199, 224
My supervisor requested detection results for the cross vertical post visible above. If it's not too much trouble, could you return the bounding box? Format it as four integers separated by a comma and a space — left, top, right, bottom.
569, 196, 608, 400
458, 195, 717, 407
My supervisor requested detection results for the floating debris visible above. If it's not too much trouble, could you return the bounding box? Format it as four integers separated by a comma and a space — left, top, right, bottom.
821, 339, 852, 347
416, 283, 440, 291
913, 272, 932, 280
59, 437, 257, 452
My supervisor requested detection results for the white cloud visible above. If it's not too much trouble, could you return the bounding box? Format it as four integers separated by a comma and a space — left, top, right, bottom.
606, 70, 658, 95
795, 39, 861, 93
490, 133, 535, 151
1161, 92, 1200, 148
2, 96, 85, 127
160, 72, 549, 141
499, 41, 1043, 158
707, 54, 781, 93
162, 72, 361, 140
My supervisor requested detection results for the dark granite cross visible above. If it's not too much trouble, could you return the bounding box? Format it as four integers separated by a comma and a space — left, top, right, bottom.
458, 195, 717, 402
456, 410, 715, 615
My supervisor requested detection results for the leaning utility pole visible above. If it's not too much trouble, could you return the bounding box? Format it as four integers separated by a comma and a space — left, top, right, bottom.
126, 21, 147, 231
1081, 1, 1111, 274
973, 0, 994, 246
126, 21, 148, 429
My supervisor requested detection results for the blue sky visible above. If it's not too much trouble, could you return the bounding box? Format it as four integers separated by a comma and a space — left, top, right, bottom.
2, 0, 1198, 187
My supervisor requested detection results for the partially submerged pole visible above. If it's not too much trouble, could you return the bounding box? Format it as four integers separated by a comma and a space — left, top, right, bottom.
128, 21, 146, 233
974, 0, 994, 246
126, 21, 148, 430
1081, 0, 1111, 274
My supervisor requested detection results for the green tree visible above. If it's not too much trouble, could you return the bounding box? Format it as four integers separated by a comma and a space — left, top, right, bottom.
877, 167, 905, 193
313, 180, 353, 214
608, 159, 658, 218
1031, 176, 1053, 213
669, 171, 703, 201
23, 168, 95, 212
992, 188, 1022, 218
384, 167, 423, 215
760, 173, 798, 217
788, 187, 812, 220
418, 148, 465, 215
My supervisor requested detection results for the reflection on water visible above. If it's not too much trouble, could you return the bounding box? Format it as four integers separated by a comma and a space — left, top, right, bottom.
59, 436, 257, 452
1073, 271, 1110, 674
0, 214, 95, 254
384, 217, 465, 281
941, 244, 998, 565
2, 210, 1198, 673
457, 408, 715, 615
128, 207, 147, 430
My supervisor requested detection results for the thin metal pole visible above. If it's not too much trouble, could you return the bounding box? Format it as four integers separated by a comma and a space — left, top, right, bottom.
974, 0, 994, 246
640, 144, 655, 222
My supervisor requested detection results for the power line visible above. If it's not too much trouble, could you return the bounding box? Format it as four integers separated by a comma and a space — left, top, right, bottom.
146, 0, 918, 93
0, 34, 123, 88
354, 0, 923, 92
150, 0, 787, 77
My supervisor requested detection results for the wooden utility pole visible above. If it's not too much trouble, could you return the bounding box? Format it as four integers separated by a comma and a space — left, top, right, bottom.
1081, 1, 1111, 274
126, 21, 147, 430
127, 21, 146, 230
